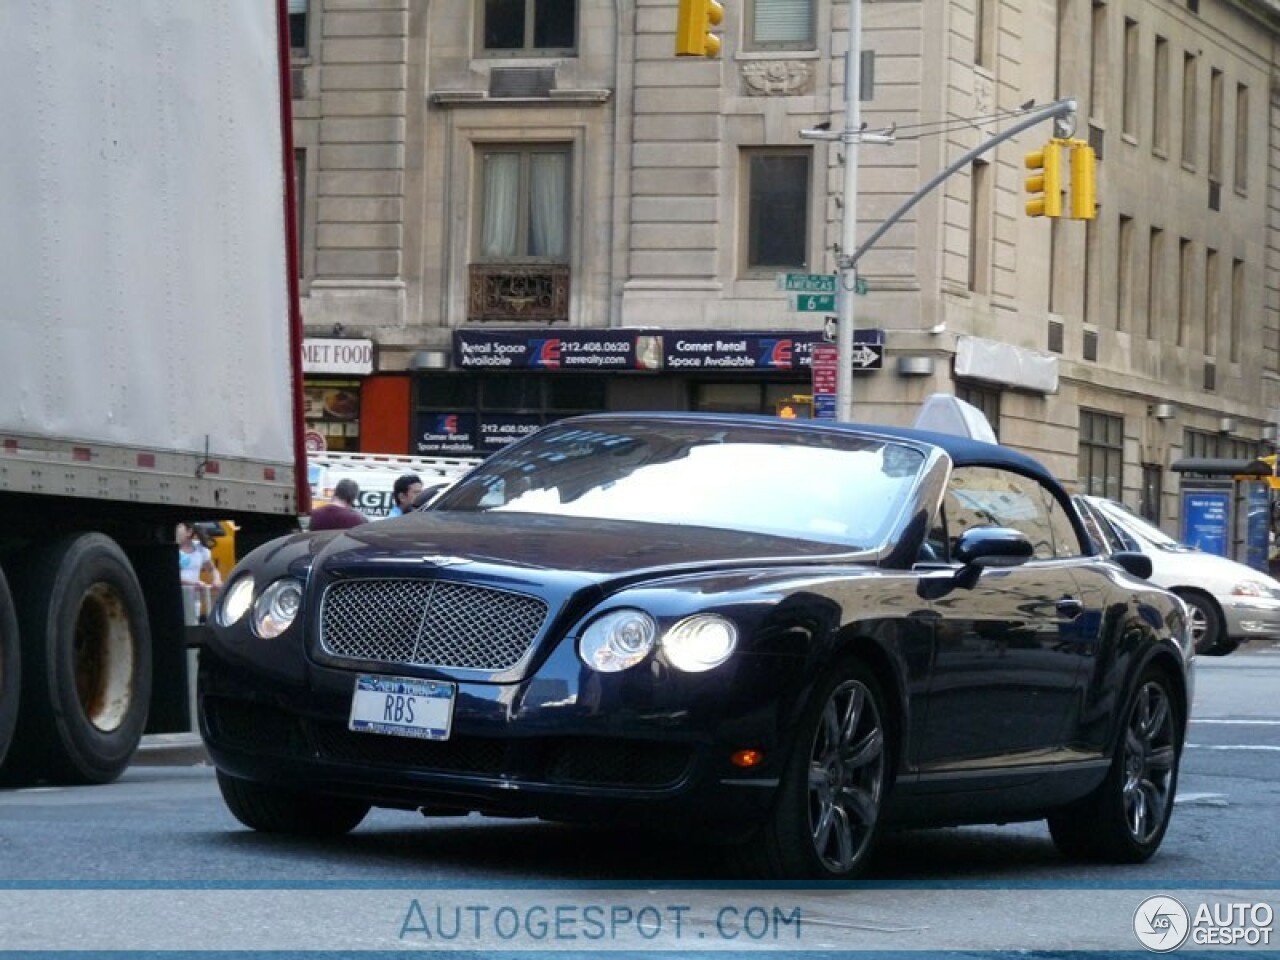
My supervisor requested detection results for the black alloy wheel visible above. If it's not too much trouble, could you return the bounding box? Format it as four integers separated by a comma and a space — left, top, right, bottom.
741, 659, 890, 880
1048, 667, 1182, 862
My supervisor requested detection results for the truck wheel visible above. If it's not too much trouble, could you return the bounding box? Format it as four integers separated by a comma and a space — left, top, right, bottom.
217, 770, 370, 835
9, 534, 152, 784
0, 567, 19, 771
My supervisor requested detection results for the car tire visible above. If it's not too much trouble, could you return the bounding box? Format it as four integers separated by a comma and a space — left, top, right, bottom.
738, 659, 890, 880
1047, 666, 1182, 863
1178, 591, 1228, 656
0, 566, 20, 772
216, 770, 370, 836
7, 534, 151, 784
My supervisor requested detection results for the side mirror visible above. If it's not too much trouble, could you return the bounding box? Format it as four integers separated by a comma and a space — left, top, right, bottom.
953, 526, 1034, 569
1110, 550, 1153, 580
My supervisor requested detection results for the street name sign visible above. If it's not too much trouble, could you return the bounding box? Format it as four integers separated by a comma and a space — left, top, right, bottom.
791, 293, 837, 313
776, 273, 836, 294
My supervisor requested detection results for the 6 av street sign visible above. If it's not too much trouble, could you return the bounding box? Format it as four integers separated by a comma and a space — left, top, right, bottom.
791, 293, 836, 313
776, 273, 836, 294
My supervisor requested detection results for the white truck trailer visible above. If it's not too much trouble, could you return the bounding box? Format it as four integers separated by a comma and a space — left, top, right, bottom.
0, 2, 306, 783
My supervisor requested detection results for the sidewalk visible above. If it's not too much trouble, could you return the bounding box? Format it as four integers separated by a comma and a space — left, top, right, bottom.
133, 732, 209, 767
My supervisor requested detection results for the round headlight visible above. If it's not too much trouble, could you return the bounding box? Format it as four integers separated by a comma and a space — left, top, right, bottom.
579, 609, 657, 673
253, 578, 304, 639
661, 615, 738, 672
217, 575, 255, 626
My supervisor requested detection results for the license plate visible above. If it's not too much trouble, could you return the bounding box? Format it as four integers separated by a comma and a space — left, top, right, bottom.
348, 674, 455, 740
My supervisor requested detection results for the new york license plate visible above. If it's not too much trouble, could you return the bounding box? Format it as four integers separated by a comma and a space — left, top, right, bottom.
348, 674, 455, 740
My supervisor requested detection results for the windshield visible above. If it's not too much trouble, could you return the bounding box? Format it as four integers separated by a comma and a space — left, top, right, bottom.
432, 421, 928, 550
1090, 497, 1183, 550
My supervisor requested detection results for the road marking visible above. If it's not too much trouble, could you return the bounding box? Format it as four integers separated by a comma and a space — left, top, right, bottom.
1185, 744, 1280, 751
1174, 792, 1229, 806
1191, 719, 1280, 725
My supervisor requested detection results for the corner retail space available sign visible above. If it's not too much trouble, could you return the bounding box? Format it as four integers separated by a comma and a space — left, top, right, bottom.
453, 328, 884, 372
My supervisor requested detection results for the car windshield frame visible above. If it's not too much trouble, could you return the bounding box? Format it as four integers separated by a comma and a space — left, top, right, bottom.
431, 420, 931, 552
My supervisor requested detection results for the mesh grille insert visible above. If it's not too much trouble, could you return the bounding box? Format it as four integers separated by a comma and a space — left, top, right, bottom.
320, 579, 548, 671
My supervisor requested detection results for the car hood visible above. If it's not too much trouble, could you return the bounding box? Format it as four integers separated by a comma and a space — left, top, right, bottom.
315, 510, 864, 582
1144, 546, 1278, 594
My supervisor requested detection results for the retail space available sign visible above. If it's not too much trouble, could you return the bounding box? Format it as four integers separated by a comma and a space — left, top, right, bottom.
413, 411, 542, 455
302, 338, 375, 375
454, 329, 884, 373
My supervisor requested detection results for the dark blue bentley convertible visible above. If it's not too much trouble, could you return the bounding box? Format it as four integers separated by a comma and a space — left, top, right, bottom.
200, 412, 1192, 880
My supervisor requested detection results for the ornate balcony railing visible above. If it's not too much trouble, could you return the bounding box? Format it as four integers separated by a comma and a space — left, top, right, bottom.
468, 263, 569, 323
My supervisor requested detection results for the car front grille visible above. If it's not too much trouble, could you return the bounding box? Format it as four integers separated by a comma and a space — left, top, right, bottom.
319, 579, 548, 672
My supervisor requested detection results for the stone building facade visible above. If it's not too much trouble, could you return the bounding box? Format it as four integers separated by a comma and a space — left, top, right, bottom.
289, 0, 1280, 530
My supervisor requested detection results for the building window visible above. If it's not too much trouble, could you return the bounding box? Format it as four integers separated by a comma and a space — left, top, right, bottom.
476, 146, 570, 261
1181, 52, 1198, 167
482, 0, 576, 54
1146, 226, 1163, 340
293, 148, 307, 279
956, 382, 1001, 439
693, 381, 809, 415
1140, 464, 1163, 524
1122, 19, 1138, 137
1209, 68, 1224, 182
975, 0, 996, 69
1080, 410, 1124, 500
968, 160, 991, 294
1230, 258, 1244, 363
1089, 2, 1106, 121
1153, 36, 1169, 153
747, 0, 815, 50
1204, 247, 1219, 357
743, 149, 809, 272
1117, 214, 1133, 331
288, 0, 309, 56
413, 373, 605, 456
1235, 83, 1249, 192
1177, 237, 1192, 347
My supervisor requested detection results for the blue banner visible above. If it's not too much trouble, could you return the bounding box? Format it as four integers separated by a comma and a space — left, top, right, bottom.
454, 328, 885, 372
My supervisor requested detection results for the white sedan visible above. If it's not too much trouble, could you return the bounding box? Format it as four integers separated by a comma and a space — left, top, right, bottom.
1075, 494, 1280, 656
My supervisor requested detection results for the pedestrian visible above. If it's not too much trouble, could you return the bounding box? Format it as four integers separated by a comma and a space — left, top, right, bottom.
309, 477, 368, 531
176, 521, 222, 623
388, 473, 423, 518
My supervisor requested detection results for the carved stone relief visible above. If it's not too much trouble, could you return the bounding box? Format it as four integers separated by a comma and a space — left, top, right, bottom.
741, 61, 814, 97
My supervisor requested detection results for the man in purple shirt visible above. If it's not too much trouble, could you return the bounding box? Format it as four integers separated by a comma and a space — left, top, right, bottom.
309, 478, 367, 531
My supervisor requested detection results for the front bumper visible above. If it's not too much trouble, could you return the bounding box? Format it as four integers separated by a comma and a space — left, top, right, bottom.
197, 643, 801, 837
1221, 595, 1280, 640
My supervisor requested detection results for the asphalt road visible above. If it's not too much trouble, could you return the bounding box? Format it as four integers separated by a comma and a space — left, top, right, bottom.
1, 644, 1276, 954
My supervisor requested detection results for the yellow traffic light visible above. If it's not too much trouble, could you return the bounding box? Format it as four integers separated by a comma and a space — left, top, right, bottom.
1069, 140, 1097, 220
1024, 141, 1064, 218
676, 0, 724, 57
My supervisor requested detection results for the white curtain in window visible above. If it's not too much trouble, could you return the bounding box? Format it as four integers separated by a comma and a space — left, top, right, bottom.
753, 0, 814, 45
288, 0, 308, 13
481, 153, 520, 257
529, 152, 567, 258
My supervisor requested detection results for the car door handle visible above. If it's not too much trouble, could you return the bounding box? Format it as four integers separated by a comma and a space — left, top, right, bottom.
1056, 597, 1084, 620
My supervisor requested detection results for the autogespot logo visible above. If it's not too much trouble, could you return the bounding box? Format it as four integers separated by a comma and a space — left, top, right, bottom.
1134, 895, 1191, 952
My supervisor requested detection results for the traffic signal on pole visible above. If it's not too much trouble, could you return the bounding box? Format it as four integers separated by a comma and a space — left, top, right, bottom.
1024, 141, 1064, 218
676, 0, 724, 58
1069, 140, 1097, 220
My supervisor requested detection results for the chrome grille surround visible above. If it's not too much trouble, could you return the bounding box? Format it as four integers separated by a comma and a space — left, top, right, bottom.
320, 579, 549, 672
